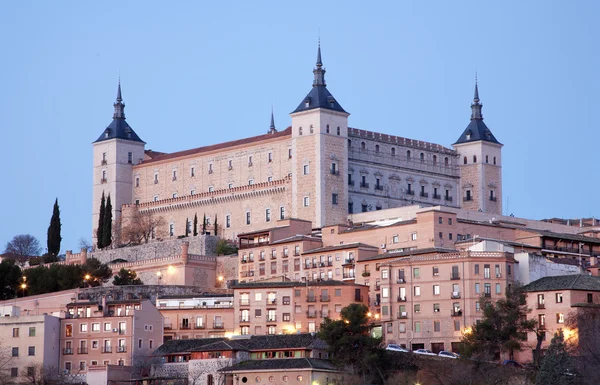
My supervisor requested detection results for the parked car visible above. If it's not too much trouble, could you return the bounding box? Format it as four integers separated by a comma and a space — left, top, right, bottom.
438, 351, 460, 359
501, 360, 523, 368
413, 349, 437, 356
385, 344, 409, 353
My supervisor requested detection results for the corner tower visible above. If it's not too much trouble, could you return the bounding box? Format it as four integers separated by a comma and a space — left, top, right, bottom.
453, 79, 503, 215
92, 81, 145, 244
290, 44, 349, 227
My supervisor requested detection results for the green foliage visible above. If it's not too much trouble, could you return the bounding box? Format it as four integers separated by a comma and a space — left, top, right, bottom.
113, 268, 143, 286
214, 214, 218, 236
102, 194, 113, 248
97, 192, 106, 248
215, 239, 237, 255
47, 198, 62, 257
536, 330, 577, 385
193, 213, 198, 236
185, 217, 190, 237
0, 259, 22, 299
4, 234, 42, 266
82, 257, 112, 286
461, 285, 536, 360
202, 213, 207, 234
318, 303, 384, 382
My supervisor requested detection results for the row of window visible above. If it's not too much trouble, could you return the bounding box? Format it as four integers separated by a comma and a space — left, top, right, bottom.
10, 346, 35, 357
463, 154, 497, 165
64, 359, 126, 373
395, 319, 463, 334
396, 264, 510, 280
298, 124, 341, 136
100, 152, 134, 166
11, 326, 35, 337
63, 338, 153, 352
349, 141, 452, 165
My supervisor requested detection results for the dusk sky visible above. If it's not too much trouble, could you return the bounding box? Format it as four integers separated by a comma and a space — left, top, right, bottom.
1, 1, 598, 254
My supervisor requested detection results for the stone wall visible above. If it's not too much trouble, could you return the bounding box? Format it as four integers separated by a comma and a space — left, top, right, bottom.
90, 235, 218, 264
217, 255, 239, 286
79, 284, 208, 304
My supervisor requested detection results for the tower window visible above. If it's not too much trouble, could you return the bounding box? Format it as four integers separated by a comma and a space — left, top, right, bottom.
473, 155, 477, 163
433, 155, 437, 164
326, 125, 330, 134
101, 152, 107, 165
407, 150, 411, 160
463, 156, 467, 165
445, 157, 449, 166
288, 149, 292, 159
246, 212, 251, 225
268, 153, 272, 163
169, 224, 174, 237
226, 215, 231, 228
375, 145, 380, 153
337, 126, 340, 135
347, 139, 351, 148
493, 156, 497, 165
420, 153, 424, 162
309, 125, 314, 134
172, 170, 177, 181
465, 190, 472, 201
191, 167, 196, 177
485, 155, 489, 163
127, 152, 133, 164
280, 206, 285, 220
391, 147, 396, 156
135, 177, 139, 187
332, 193, 338, 205
265, 209, 271, 222
248, 156, 253, 166
348, 202, 353, 213
299, 127, 303, 135
490, 190, 496, 201
303, 197, 310, 207
361, 142, 366, 150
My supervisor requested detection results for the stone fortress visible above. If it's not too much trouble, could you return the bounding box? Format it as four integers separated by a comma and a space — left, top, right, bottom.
92, 44, 503, 244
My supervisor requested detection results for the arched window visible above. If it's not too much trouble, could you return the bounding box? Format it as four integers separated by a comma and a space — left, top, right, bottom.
361, 142, 366, 150
445, 157, 449, 166
485, 155, 489, 163
375, 145, 380, 153
493, 156, 497, 165
309, 125, 314, 134
407, 150, 411, 159
391, 147, 396, 156
348, 139, 352, 147
299, 127, 303, 136
463, 156, 467, 165
326, 125, 330, 134
473, 155, 477, 163
420, 153, 425, 162
337, 126, 341, 135
433, 155, 437, 164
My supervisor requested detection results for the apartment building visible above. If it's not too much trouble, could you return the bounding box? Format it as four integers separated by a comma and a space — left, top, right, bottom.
0, 313, 60, 381
232, 280, 369, 335
157, 293, 234, 342
59, 299, 162, 381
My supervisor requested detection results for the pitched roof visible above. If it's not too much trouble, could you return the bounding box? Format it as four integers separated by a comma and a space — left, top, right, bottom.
292, 85, 347, 114
219, 358, 338, 372
189, 340, 249, 352
269, 235, 322, 245
153, 338, 227, 355
359, 247, 457, 262
139, 127, 292, 164
93, 117, 145, 144
523, 275, 600, 292
454, 119, 500, 145
303, 242, 378, 254
239, 333, 328, 351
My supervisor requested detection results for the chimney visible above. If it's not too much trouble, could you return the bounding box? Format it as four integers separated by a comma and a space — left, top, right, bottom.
181, 242, 189, 263
101, 295, 107, 316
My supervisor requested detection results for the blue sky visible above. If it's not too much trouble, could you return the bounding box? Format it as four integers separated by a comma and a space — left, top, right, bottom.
1, 1, 598, 254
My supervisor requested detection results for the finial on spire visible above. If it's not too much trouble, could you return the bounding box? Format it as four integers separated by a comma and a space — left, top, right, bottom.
268, 107, 277, 133
113, 79, 125, 119
313, 40, 326, 87
470, 74, 483, 120
474, 72, 479, 102
116, 77, 122, 102
316, 38, 322, 67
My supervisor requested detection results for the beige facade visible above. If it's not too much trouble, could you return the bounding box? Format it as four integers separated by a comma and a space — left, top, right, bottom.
0, 314, 61, 381
59, 299, 162, 381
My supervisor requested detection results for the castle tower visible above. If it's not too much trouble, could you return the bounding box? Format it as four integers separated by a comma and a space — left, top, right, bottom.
290, 43, 349, 227
92, 81, 146, 243
453, 79, 503, 215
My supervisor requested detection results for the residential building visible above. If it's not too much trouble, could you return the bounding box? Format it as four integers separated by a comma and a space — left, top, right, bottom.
0, 313, 61, 381
92, 44, 505, 244
59, 299, 162, 382
233, 280, 369, 335
157, 294, 234, 342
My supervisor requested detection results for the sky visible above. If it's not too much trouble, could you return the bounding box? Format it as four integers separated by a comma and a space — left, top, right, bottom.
1, 1, 599, 254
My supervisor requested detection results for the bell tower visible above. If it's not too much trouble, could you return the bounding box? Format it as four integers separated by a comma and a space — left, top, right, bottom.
453, 79, 503, 215
92, 81, 145, 244
290, 43, 349, 227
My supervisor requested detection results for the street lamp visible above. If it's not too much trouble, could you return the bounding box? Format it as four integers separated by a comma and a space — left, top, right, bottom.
20, 283, 27, 297
156, 271, 162, 285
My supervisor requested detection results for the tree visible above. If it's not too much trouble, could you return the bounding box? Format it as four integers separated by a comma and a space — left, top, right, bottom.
4, 234, 41, 266
0, 341, 14, 385
121, 208, 167, 245
97, 192, 106, 248
78, 237, 92, 252
22, 362, 60, 385
0, 259, 22, 300
113, 268, 143, 286
185, 217, 190, 237
566, 307, 600, 384
202, 213, 207, 234
461, 285, 536, 361
82, 257, 112, 286
536, 330, 577, 385
213, 214, 218, 236
193, 213, 198, 236
102, 194, 113, 248
318, 303, 384, 383
215, 239, 237, 256
46, 198, 62, 258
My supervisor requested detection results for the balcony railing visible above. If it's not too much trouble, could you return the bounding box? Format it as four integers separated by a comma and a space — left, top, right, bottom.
451, 310, 463, 317
450, 275, 460, 280
239, 299, 250, 306
330, 170, 340, 175
397, 278, 406, 284
397, 312, 408, 319
77, 348, 88, 354
451, 292, 461, 299
406, 190, 414, 196
375, 185, 383, 191
445, 196, 453, 202
102, 347, 112, 354
306, 311, 317, 318
537, 303, 545, 309
490, 196, 497, 202
397, 296, 407, 302
213, 323, 224, 329
101, 160, 107, 165
343, 259, 355, 265
348, 180, 355, 186
355, 296, 364, 302
362, 272, 371, 277
63, 348, 73, 355
181, 324, 191, 329
420, 192, 429, 198
266, 299, 277, 305
343, 273, 355, 279
539, 324, 546, 330
484, 293, 491, 298
433, 194, 441, 200
266, 316, 277, 322
320, 296, 330, 302
320, 311, 330, 318
306, 297, 317, 303
194, 324, 206, 329
463, 196, 472, 202
117, 346, 127, 353
239, 317, 250, 323
360, 183, 370, 188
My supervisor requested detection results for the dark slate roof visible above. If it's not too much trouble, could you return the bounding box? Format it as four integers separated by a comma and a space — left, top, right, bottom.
524, 229, 600, 245
219, 358, 338, 372
157, 293, 233, 300
232, 280, 362, 289
269, 235, 321, 246
94, 118, 145, 144
454, 119, 500, 145
239, 333, 328, 351
523, 275, 600, 293
359, 247, 457, 262
303, 242, 378, 254
292, 85, 347, 114
190, 340, 249, 352
153, 338, 227, 355
340, 219, 418, 234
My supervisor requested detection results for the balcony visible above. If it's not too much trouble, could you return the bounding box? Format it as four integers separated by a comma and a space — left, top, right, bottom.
194, 324, 206, 329
102, 347, 112, 354
320, 311, 330, 318
397, 278, 405, 284
266, 299, 277, 305
117, 346, 127, 353
239, 299, 250, 306
306, 311, 317, 318
181, 324, 191, 330
451, 310, 463, 317
537, 303, 545, 309
397, 312, 408, 319
397, 296, 407, 302
348, 180, 355, 186
343, 259, 355, 265
330, 169, 340, 176
100, 178, 107, 184
266, 316, 277, 322
213, 323, 224, 329
375, 185, 383, 191
63, 348, 73, 355
77, 348, 88, 354
406, 190, 414, 196
445, 196, 453, 202
433, 194, 441, 200
450, 275, 460, 280
154, 179, 159, 184
101, 160, 107, 165
320, 296, 330, 302
362, 271, 371, 277
239, 317, 250, 323
355, 296, 364, 302
539, 324, 546, 330
375, 285, 381, 291
451, 292, 461, 299
490, 196, 497, 202
306, 296, 317, 303
271, 255, 277, 260
420, 192, 429, 198
294, 251, 301, 257
164, 323, 172, 330
463, 196, 472, 202
343, 273, 356, 279
484, 293, 491, 298
360, 183, 370, 189
239, 241, 270, 250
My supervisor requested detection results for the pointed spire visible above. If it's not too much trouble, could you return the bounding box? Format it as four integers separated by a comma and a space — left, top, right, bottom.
113, 79, 125, 119
313, 40, 326, 87
268, 107, 277, 134
470, 75, 483, 120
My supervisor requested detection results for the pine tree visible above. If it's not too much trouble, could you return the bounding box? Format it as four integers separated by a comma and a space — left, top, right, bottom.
97, 192, 106, 248
47, 198, 62, 257
536, 330, 577, 385
202, 213, 207, 234
102, 194, 113, 248
193, 213, 198, 236
214, 214, 218, 237
185, 217, 190, 237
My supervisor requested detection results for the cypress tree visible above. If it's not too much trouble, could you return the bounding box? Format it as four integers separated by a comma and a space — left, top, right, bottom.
193, 213, 198, 236
47, 198, 62, 257
97, 192, 106, 248
202, 213, 207, 234
214, 214, 218, 237
102, 194, 113, 248
185, 217, 190, 237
